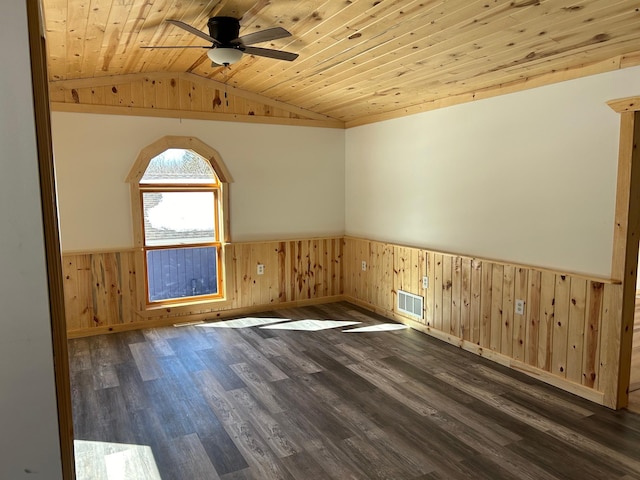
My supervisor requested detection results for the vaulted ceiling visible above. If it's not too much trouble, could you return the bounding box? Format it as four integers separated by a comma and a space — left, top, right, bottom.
43, 0, 640, 127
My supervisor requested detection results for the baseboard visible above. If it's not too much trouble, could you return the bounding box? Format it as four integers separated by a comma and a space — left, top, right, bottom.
66, 295, 346, 338
343, 295, 606, 406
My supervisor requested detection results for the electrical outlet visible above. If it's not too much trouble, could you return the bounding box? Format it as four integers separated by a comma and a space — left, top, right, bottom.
257, 264, 265, 275
422, 276, 429, 289
362, 261, 367, 271
515, 299, 525, 315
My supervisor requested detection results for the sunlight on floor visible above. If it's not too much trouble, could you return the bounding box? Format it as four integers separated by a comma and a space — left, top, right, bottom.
343, 323, 409, 332
194, 316, 412, 332
74, 440, 161, 480
196, 317, 287, 328
260, 319, 360, 331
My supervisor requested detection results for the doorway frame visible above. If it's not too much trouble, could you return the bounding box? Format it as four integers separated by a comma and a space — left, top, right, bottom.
26, 0, 75, 478
606, 99, 640, 409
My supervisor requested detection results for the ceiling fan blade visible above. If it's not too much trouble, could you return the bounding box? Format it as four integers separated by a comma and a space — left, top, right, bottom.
167, 19, 220, 45
141, 45, 210, 49
242, 46, 298, 61
238, 27, 292, 46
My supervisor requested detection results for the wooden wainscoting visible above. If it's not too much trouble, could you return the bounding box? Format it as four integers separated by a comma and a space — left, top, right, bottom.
63, 237, 343, 337
343, 237, 623, 406
63, 235, 627, 407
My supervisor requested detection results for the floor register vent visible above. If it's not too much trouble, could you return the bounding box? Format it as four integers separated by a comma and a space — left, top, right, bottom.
397, 290, 424, 319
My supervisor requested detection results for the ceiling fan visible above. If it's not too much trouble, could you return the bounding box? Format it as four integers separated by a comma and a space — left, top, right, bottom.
142, 17, 299, 66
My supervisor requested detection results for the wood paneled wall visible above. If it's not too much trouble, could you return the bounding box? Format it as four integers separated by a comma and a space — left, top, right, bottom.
63, 237, 343, 336
63, 234, 628, 407
63, 250, 136, 332
343, 237, 623, 405
49, 73, 344, 128
50, 75, 292, 117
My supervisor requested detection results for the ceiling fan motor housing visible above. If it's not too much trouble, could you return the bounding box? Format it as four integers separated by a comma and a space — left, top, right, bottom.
207, 17, 241, 45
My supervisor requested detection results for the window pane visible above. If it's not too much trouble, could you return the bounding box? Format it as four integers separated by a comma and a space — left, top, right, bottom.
141, 149, 216, 184
146, 246, 219, 302
143, 191, 215, 246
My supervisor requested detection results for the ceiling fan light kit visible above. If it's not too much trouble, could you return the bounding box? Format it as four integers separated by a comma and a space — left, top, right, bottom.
207, 48, 243, 65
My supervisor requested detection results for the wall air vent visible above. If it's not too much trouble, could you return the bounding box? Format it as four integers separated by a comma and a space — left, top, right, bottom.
397, 290, 424, 319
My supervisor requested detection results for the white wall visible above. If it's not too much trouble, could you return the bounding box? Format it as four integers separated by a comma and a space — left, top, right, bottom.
52, 67, 640, 276
52, 113, 345, 251
346, 67, 640, 277
0, 2, 62, 479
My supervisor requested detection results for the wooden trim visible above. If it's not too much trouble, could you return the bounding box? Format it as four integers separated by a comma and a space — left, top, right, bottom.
67, 295, 345, 338
127, 137, 233, 313
611, 113, 636, 281
62, 247, 136, 256
601, 111, 640, 408
344, 236, 621, 285
234, 235, 348, 245
48, 72, 340, 123
221, 183, 231, 244
127, 135, 233, 183
611, 112, 637, 280
26, 0, 75, 478
138, 295, 233, 319
61, 236, 347, 256
345, 295, 605, 405
608, 96, 640, 114
229, 235, 347, 246
50, 102, 345, 129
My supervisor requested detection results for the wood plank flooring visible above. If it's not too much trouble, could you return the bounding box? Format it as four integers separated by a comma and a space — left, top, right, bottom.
627, 296, 640, 411
69, 301, 640, 480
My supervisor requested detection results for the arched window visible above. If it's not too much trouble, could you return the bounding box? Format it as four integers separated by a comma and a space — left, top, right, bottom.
127, 136, 232, 307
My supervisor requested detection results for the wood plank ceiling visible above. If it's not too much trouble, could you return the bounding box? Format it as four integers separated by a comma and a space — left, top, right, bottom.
43, 0, 640, 127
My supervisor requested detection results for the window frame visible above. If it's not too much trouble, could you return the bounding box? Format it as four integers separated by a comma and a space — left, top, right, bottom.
127, 136, 233, 313
140, 185, 222, 304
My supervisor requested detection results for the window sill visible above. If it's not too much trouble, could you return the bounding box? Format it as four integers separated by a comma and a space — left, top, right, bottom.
138, 296, 231, 318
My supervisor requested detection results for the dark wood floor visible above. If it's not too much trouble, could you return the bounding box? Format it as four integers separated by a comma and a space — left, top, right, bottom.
627, 296, 640, 412
70, 301, 640, 480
